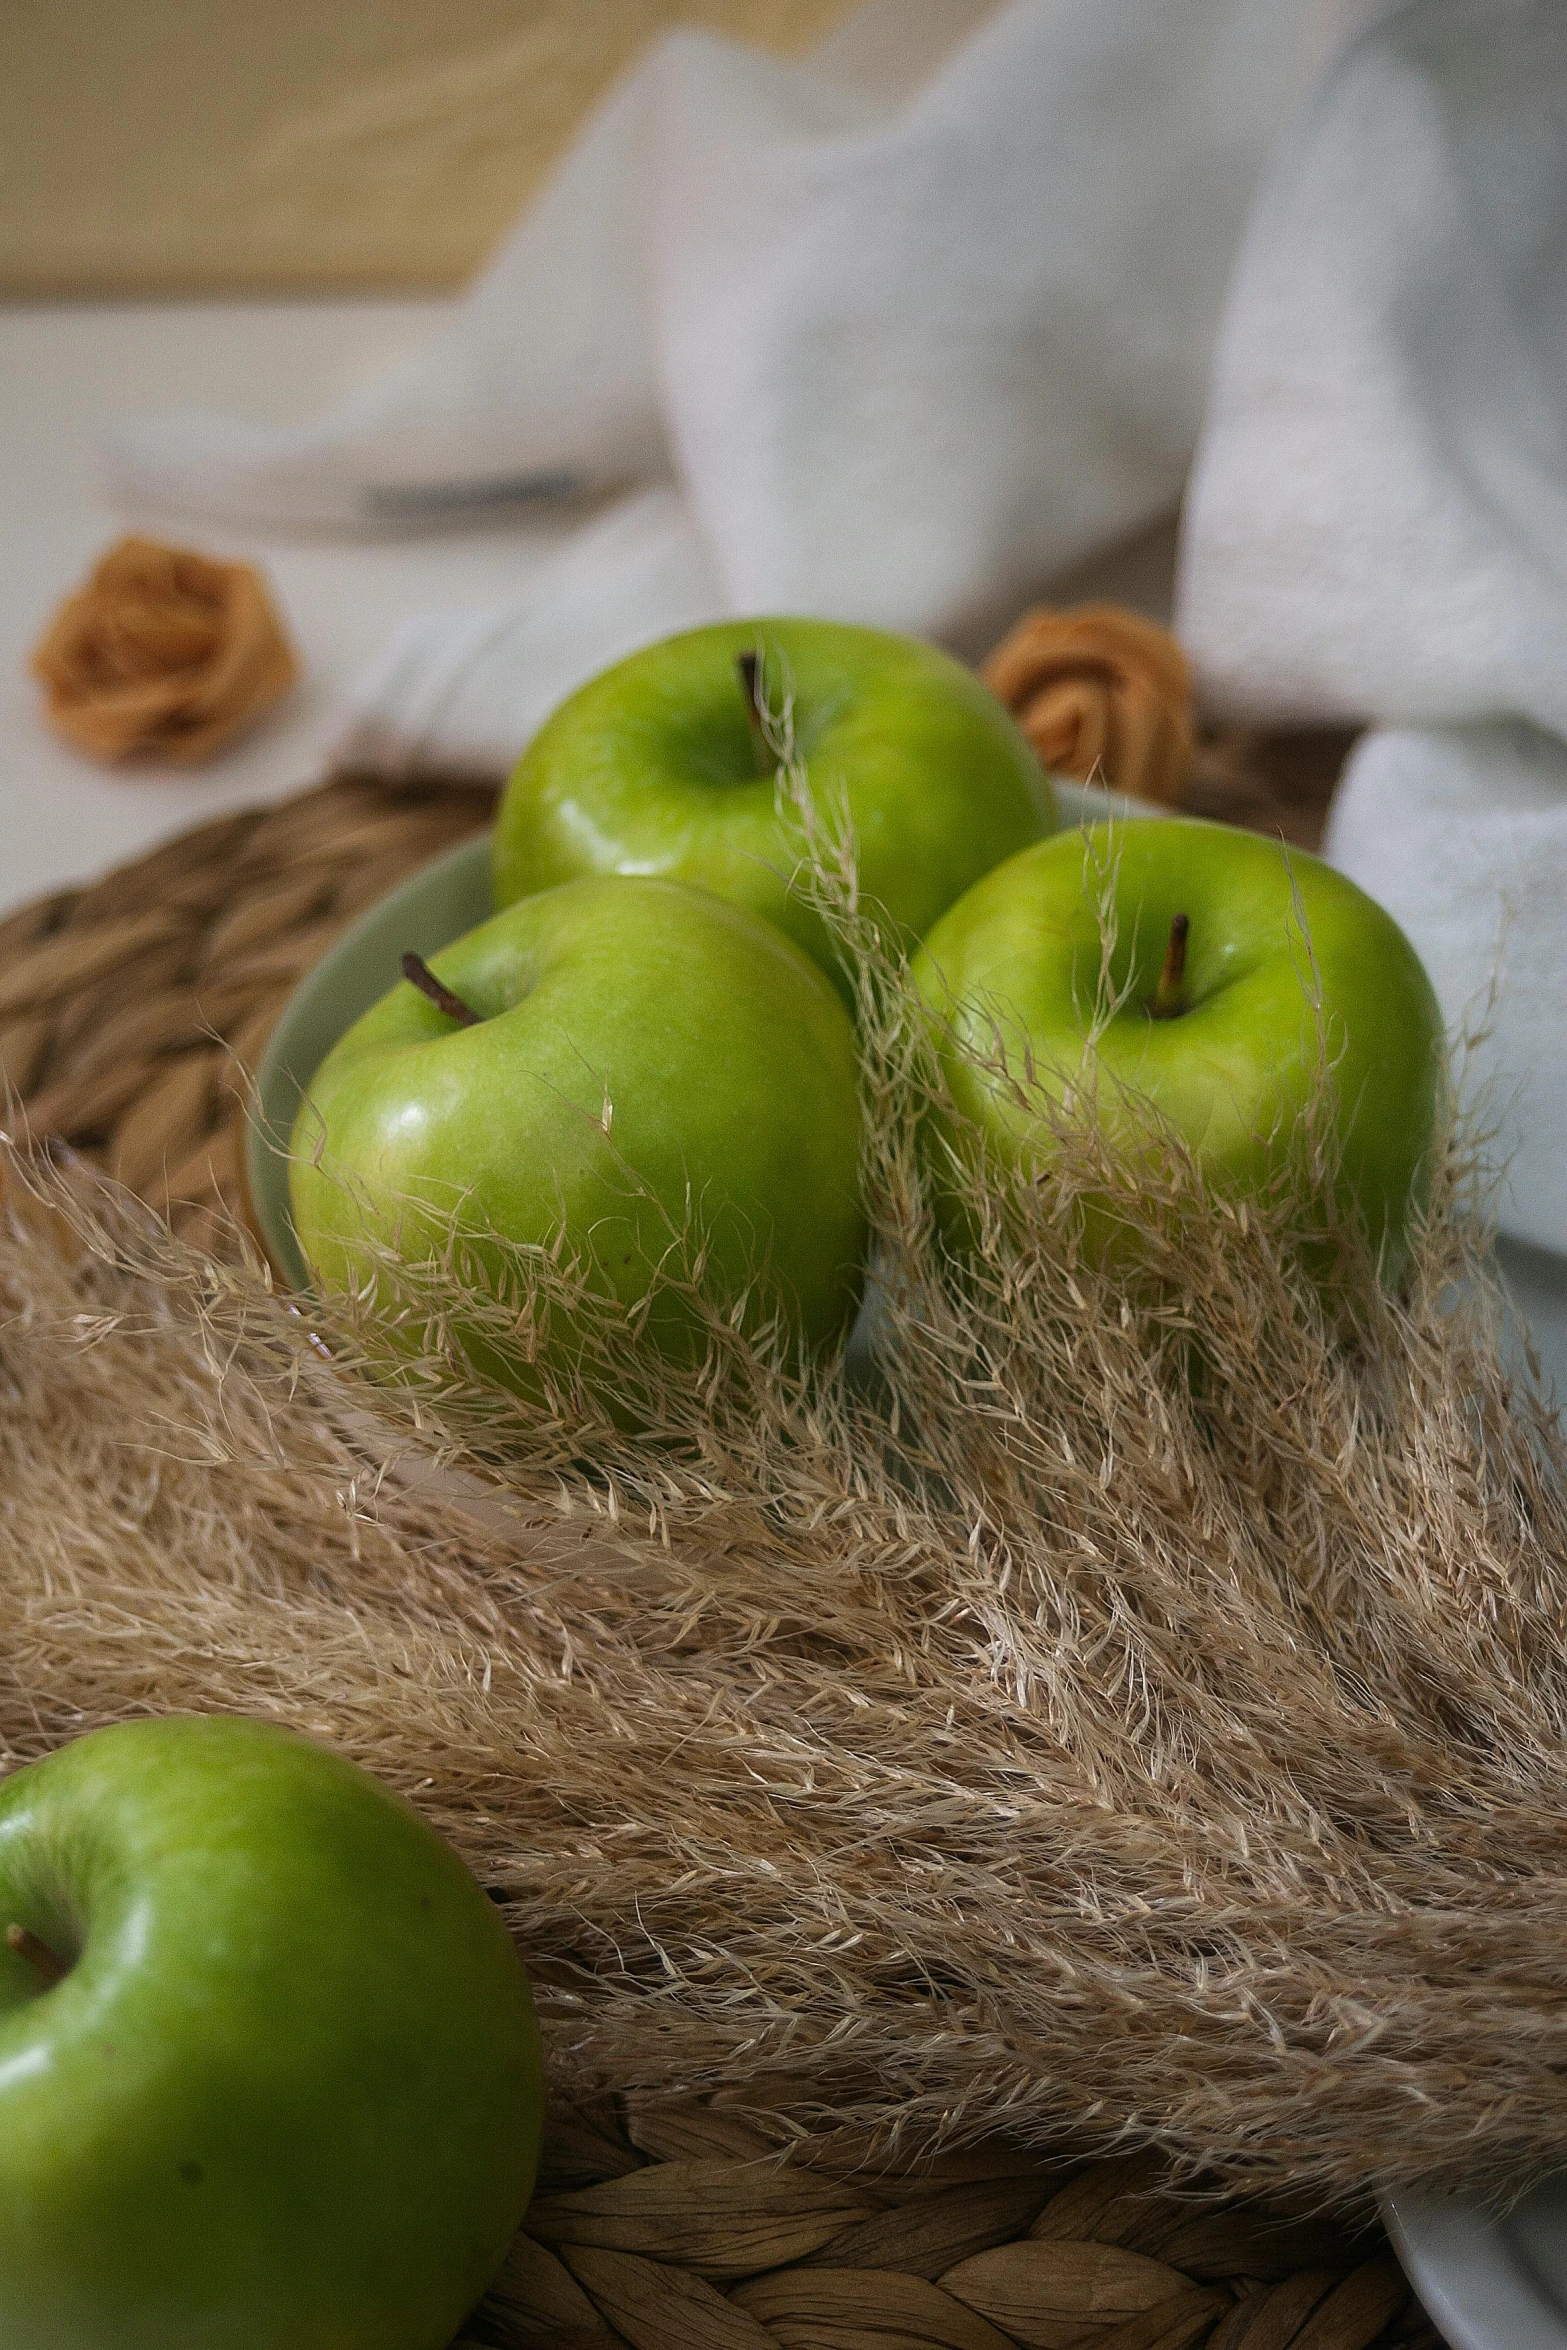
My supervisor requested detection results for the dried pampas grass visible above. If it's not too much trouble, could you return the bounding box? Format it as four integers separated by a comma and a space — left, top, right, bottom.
2, 826, 1566, 2220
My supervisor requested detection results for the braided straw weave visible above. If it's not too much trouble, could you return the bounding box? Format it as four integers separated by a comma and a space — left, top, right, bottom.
0, 774, 497, 1254
1, 739, 1445, 2350
469, 2096, 1437, 2350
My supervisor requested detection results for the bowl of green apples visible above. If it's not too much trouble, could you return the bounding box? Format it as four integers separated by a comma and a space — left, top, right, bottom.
252, 616, 1441, 1385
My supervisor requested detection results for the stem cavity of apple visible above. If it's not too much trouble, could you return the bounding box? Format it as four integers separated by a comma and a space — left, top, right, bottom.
6, 1923, 68, 1988
736, 650, 773, 775
1149, 913, 1190, 1020
401, 951, 483, 1028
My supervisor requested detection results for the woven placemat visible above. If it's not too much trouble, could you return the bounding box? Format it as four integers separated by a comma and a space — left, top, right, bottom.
469, 2099, 1437, 2350
1, 738, 1448, 2350
0, 773, 498, 1254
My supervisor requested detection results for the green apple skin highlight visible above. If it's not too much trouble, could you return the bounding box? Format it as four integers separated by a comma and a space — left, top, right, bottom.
493, 618, 1053, 981
0, 1715, 542, 2350
290, 874, 867, 1372
911, 821, 1443, 1279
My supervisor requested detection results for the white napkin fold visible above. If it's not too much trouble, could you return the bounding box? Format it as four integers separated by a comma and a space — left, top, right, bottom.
334, 489, 723, 780
110, 0, 1350, 778
1177, 0, 1567, 739
107, 52, 672, 534
1176, 0, 1567, 1257
1325, 723, 1567, 1260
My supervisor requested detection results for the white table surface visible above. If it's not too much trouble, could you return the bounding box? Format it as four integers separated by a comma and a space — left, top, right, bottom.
0, 299, 579, 920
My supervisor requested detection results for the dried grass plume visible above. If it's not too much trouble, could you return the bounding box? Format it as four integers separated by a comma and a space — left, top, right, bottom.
2, 822, 1566, 2220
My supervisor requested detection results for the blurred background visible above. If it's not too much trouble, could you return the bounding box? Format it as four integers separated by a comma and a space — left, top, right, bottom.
2, 1, 867, 295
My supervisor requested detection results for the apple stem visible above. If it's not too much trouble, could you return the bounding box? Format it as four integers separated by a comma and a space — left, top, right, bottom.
736, 650, 773, 774
6, 1923, 67, 1988
401, 951, 482, 1028
1149, 913, 1190, 1019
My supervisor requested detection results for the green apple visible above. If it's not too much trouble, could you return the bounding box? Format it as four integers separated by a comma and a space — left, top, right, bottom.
493, 618, 1052, 982
290, 874, 866, 1383
0, 1714, 542, 2350
911, 819, 1443, 1279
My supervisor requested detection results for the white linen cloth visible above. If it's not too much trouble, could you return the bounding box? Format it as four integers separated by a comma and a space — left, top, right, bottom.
109, 0, 1354, 778
1325, 724, 1567, 1258
1176, 0, 1567, 1255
